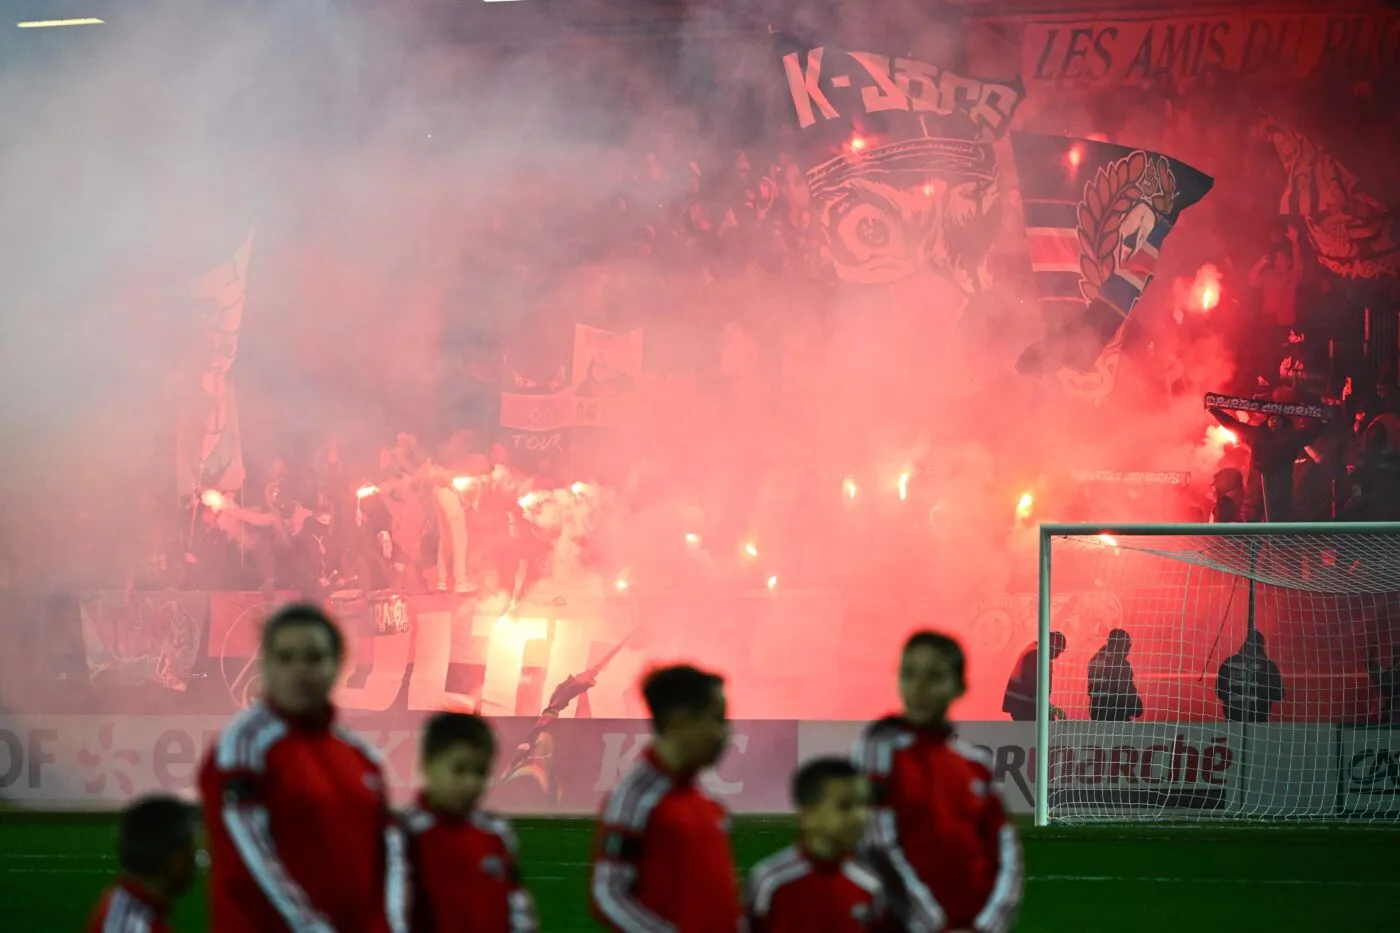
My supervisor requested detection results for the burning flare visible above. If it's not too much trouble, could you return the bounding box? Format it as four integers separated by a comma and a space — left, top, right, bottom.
356, 484, 378, 499
200, 490, 227, 511
842, 477, 858, 501
452, 476, 473, 492
1206, 424, 1238, 447
1098, 534, 1119, 547
897, 471, 911, 502
744, 541, 759, 559
1015, 492, 1034, 521
1191, 264, 1222, 312
766, 575, 778, 590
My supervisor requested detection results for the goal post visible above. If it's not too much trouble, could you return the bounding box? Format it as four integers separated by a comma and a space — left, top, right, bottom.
1034, 522, 1400, 826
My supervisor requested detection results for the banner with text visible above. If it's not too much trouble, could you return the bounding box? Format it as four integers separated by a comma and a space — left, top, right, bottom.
772, 38, 1022, 300
0, 715, 797, 814
500, 352, 572, 463
798, 720, 1391, 818
1018, 9, 1400, 87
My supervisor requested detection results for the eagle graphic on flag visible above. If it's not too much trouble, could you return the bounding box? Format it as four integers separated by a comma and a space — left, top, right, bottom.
1261, 114, 1400, 280
1012, 134, 1212, 403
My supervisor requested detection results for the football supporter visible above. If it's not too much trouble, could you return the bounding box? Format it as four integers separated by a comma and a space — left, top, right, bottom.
854, 631, 1023, 933
86, 795, 199, 933
590, 664, 741, 933
400, 712, 539, 933
746, 757, 885, 933
199, 604, 407, 933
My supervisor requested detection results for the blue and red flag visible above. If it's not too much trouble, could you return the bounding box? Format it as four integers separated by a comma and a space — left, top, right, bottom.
1011, 134, 1213, 378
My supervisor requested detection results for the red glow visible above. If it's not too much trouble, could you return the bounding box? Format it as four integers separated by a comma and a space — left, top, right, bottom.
1206, 424, 1238, 447
1067, 145, 1083, 168
1190, 264, 1223, 313
848, 135, 868, 153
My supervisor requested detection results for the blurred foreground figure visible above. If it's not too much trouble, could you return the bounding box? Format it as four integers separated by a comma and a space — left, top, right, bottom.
590, 664, 741, 932
86, 795, 199, 933
746, 757, 886, 932
401, 712, 539, 933
199, 604, 406, 933
854, 632, 1022, 933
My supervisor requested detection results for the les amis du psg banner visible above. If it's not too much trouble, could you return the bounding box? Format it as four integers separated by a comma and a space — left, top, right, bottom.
1012, 134, 1213, 403
1011, 8, 1400, 87
772, 36, 1023, 301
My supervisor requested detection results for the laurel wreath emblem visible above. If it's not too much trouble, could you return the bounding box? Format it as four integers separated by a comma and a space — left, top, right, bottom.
1075, 151, 1179, 303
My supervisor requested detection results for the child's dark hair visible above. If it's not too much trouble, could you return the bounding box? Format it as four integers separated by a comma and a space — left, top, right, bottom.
641, 665, 724, 730
261, 603, 344, 660
422, 712, 497, 762
902, 630, 967, 682
792, 756, 861, 808
116, 795, 197, 877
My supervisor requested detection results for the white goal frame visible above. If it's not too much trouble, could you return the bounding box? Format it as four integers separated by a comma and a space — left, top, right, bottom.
1034, 521, 1400, 826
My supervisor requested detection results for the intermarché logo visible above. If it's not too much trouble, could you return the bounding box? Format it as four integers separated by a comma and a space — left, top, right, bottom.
1349, 748, 1400, 795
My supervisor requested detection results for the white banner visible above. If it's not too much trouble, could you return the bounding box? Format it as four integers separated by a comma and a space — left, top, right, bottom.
1338, 726, 1400, 817
797, 720, 1374, 818
2, 715, 1390, 817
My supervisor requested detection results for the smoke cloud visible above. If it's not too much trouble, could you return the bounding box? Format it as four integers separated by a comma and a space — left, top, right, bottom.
0, 3, 1252, 721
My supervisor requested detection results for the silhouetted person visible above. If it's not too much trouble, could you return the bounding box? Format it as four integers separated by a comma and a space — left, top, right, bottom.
1088, 629, 1143, 722
1002, 631, 1066, 722
1209, 406, 1322, 521
1368, 644, 1400, 725
1210, 468, 1244, 523
1215, 630, 1285, 722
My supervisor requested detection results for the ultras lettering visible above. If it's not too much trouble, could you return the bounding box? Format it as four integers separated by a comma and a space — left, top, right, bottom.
783, 47, 1021, 136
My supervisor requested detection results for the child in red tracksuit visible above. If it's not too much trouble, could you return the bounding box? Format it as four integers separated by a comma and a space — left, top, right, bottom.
200, 605, 405, 933
590, 664, 742, 933
747, 757, 886, 933
854, 631, 1024, 933
400, 712, 538, 933
86, 795, 198, 933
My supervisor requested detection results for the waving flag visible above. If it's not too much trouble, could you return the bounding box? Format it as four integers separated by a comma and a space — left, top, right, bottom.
1012, 134, 1212, 402
1261, 115, 1400, 280
175, 227, 254, 497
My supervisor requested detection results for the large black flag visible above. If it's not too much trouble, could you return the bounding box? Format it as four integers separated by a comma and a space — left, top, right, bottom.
1012, 134, 1213, 394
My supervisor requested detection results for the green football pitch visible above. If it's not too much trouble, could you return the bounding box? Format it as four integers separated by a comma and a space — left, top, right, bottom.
3, 812, 1396, 931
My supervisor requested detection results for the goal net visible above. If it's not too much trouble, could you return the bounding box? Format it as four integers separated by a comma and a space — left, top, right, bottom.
1034, 522, 1400, 824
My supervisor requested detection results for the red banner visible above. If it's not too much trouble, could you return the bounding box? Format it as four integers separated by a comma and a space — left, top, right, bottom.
1014, 9, 1400, 87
